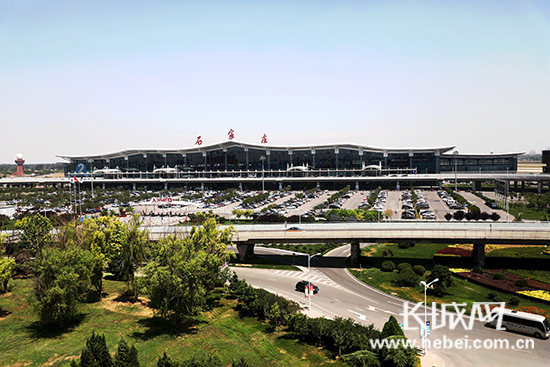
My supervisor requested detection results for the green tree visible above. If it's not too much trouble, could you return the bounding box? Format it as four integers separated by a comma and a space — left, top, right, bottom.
30, 245, 93, 325
157, 352, 179, 367
114, 337, 140, 367
107, 215, 149, 298
0, 253, 15, 293
427, 265, 455, 296
15, 214, 53, 255
341, 350, 381, 367
144, 218, 234, 320
77, 332, 113, 367
381, 336, 418, 367
331, 317, 356, 356
381, 315, 405, 339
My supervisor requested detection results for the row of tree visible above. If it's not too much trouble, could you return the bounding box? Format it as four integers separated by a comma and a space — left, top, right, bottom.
70, 332, 253, 367
229, 274, 418, 367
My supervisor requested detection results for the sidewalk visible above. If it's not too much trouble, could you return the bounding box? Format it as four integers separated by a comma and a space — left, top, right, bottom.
420, 350, 445, 367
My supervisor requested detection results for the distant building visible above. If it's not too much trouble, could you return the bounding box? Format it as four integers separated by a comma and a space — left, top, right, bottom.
543, 150, 550, 174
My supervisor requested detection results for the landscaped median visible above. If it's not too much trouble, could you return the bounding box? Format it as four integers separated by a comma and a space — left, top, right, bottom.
349, 242, 550, 317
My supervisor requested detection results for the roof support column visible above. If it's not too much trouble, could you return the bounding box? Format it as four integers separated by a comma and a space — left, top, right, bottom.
244, 147, 249, 172
288, 149, 293, 167
202, 151, 207, 173
335, 147, 339, 173
223, 148, 227, 171
311, 149, 316, 170
358, 148, 364, 175
265, 149, 271, 176
383, 150, 388, 171
473, 243, 486, 267
409, 150, 414, 172
435, 150, 440, 174
350, 242, 360, 267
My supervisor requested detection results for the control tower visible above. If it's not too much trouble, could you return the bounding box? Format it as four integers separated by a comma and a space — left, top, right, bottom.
14, 153, 25, 176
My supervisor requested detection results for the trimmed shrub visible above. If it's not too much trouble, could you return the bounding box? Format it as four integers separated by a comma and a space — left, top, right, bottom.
493, 273, 506, 280
381, 261, 396, 272
510, 296, 521, 306
412, 265, 426, 276
397, 262, 412, 273
397, 241, 413, 249
515, 279, 529, 288
472, 266, 484, 274
493, 295, 504, 303
488, 291, 498, 300
395, 268, 420, 287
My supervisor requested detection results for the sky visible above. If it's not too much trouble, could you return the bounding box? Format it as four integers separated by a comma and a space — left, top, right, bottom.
1, 0, 549, 164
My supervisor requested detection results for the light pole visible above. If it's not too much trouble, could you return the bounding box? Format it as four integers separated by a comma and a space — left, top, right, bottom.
307, 252, 321, 311
419, 278, 438, 356
260, 156, 266, 192
453, 150, 458, 192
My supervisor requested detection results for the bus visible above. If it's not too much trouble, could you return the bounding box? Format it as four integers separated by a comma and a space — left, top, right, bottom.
490, 307, 550, 339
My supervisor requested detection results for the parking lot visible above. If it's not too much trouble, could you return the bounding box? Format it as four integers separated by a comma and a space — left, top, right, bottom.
128, 187, 512, 224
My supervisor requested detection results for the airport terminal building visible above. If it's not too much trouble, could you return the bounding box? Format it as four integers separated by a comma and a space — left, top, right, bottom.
59, 141, 521, 179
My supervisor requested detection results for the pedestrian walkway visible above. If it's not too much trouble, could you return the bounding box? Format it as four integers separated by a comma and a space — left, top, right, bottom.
273, 268, 342, 289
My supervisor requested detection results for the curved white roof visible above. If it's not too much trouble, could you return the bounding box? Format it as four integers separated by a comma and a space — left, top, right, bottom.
58, 140, 457, 161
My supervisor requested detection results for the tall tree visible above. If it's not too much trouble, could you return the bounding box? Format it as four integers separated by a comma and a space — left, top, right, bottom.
114, 337, 140, 367
78, 332, 113, 367
30, 245, 93, 325
15, 214, 53, 255
144, 218, 234, 321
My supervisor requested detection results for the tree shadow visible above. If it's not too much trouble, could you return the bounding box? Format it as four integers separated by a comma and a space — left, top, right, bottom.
0, 307, 11, 318
131, 316, 204, 341
83, 290, 108, 303
26, 313, 87, 339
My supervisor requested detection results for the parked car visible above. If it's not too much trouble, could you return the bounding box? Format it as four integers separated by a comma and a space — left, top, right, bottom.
295, 280, 319, 294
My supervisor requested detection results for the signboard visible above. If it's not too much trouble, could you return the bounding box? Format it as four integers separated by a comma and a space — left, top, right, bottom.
309, 284, 314, 296
305, 286, 309, 297
75, 163, 87, 174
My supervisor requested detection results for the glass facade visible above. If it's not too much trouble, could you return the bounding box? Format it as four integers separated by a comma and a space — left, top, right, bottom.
63, 144, 519, 178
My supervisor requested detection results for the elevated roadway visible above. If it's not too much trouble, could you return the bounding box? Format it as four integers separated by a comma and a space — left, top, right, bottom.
147, 222, 550, 266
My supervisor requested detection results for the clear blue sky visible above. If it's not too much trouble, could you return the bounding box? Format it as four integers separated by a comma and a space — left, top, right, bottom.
1, 0, 548, 163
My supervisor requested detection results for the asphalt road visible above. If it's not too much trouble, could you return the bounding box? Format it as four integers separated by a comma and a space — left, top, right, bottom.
232, 246, 550, 367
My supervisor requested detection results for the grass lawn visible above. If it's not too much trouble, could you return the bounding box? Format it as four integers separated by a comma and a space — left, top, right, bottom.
486, 246, 549, 258
351, 243, 550, 316
349, 267, 550, 316
359, 243, 449, 271
0, 279, 344, 367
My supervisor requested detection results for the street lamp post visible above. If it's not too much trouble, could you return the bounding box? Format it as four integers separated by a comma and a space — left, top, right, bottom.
307, 252, 321, 311
453, 150, 458, 192
419, 278, 439, 356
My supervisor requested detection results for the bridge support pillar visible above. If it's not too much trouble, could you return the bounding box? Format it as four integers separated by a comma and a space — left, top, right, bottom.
522, 181, 525, 190
514, 181, 518, 189
438, 181, 443, 190
350, 242, 360, 267
236, 243, 255, 262
473, 243, 486, 267
396, 180, 400, 191
472, 181, 481, 191
538, 182, 543, 194
279, 182, 282, 190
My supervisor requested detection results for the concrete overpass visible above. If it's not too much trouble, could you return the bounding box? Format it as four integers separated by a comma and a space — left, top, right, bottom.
147, 222, 550, 267
1, 172, 549, 192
